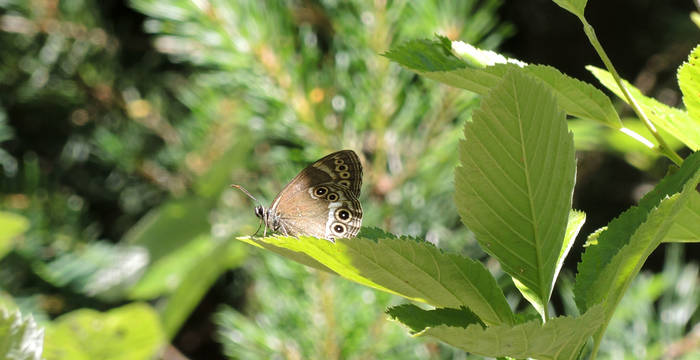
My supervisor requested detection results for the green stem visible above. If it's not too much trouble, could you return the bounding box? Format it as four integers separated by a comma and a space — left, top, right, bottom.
581, 19, 683, 166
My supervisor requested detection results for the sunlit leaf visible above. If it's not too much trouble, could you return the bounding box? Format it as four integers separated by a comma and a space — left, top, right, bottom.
0, 212, 29, 261
0, 309, 44, 360
678, 44, 700, 125
43, 303, 165, 360
588, 65, 700, 150
455, 70, 576, 318
238, 231, 515, 326
386, 38, 622, 127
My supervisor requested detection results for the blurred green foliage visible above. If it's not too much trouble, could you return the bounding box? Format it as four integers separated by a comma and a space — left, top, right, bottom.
0, 0, 697, 359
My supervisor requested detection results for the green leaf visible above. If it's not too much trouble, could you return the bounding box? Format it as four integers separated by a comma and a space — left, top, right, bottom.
386, 304, 483, 334
418, 304, 605, 360
387, 38, 622, 127
552, 0, 588, 18
583, 178, 699, 344
525, 65, 622, 128
128, 234, 244, 299
43, 303, 165, 360
159, 238, 247, 338
455, 70, 576, 318
238, 234, 515, 326
0, 212, 29, 261
123, 197, 212, 263
383, 35, 467, 72
588, 65, 700, 150
32, 241, 148, 301
0, 309, 44, 360
678, 45, 700, 123
554, 210, 586, 285
664, 189, 700, 242
575, 151, 700, 312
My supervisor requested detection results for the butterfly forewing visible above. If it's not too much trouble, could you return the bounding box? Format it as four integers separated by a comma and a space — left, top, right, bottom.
265, 150, 363, 241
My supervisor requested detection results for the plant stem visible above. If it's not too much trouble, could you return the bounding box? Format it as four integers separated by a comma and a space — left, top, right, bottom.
581, 19, 683, 166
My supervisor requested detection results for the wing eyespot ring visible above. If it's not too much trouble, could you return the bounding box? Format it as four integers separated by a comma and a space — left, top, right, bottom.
332, 223, 346, 235
339, 172, 350, 179
327, 192, 339, 201
335, 208, 351, 222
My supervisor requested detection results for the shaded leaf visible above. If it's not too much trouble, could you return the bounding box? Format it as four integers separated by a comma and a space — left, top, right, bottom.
386, 304, 483, 334
575, 151, 700, 312
582, 174, 700, 343
455, 70, 576, 317
419, 304, 605, 360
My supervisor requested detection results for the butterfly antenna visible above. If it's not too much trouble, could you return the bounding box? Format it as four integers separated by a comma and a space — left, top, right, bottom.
231, 184, 261, 205
232, 184, 265, 237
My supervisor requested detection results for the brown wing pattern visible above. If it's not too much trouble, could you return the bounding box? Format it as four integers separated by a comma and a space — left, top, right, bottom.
268, 150, 363, 241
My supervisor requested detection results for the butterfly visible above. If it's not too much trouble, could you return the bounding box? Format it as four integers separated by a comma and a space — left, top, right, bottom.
234, 150, 363, 241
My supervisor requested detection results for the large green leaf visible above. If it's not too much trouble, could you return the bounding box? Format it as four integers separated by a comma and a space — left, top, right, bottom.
588, 65, 700, 150
385, 37, 622, 127
238, 231, 515, 326
455, 70, 576, 318
0, 309, 44, 360
575, 151, 700, 312
678, 45, 700, 124
43, 303, 165, 360
390, 303, 604, 360
0, 212, 29, 261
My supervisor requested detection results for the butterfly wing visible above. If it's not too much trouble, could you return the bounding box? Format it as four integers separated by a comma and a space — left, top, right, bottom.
269, 150, 363, 240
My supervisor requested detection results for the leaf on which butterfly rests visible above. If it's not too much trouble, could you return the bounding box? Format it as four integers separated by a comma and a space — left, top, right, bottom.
0, 309, 44, 360
455, 70, 576, 319
238, 232, 515, 326
389, 303, 605, 360
588, 65, 700, 151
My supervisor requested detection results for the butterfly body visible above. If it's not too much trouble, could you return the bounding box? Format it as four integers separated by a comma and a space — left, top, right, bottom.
253, 150, 363, 241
